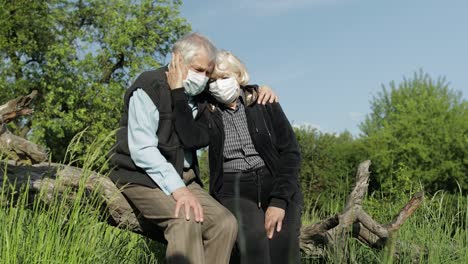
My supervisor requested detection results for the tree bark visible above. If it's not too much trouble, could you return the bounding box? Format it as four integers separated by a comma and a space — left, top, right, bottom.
0, 160, 152, 236
0, 90, 47, 164
299, 160, 425, 259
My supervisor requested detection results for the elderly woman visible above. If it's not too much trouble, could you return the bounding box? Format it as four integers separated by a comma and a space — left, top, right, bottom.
168, 51, 303, 264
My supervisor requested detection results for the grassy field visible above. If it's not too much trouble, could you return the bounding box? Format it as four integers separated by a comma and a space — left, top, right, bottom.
1, 172, 466, 263
301, 189, 468, 263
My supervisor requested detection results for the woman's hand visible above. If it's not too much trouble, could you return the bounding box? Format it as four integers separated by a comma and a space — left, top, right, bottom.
264, 206, 285, 239
257, 85, 279, 104
166, 52, 186, 90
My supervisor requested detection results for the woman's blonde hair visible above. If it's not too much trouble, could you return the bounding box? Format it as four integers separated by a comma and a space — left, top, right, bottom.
212, 50, 250, 86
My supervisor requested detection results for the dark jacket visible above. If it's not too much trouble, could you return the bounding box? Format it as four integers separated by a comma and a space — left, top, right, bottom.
109, 66, 201, 187
171, 86, 302, 209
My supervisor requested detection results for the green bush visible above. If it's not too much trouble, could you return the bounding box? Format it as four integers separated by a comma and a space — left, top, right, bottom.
294, 126, 365, 216
360, 71, 468, 195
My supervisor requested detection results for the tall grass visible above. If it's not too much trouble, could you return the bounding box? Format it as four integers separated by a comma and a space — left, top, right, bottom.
0, 131, 165, 263
301, 188, 468, 263
397, 191, 468, 263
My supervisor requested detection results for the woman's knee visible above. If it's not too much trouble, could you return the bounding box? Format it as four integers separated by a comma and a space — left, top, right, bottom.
269, 227, 301, 263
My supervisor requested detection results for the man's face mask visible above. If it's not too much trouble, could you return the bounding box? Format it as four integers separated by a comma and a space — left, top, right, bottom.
183, 70, 209, 96
209, 77, 240, 104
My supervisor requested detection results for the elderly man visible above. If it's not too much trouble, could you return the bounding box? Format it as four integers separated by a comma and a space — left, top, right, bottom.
110, 33, 277, 264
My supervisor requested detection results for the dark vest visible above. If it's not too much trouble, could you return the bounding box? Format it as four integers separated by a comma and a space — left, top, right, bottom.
109, 67, 197, 188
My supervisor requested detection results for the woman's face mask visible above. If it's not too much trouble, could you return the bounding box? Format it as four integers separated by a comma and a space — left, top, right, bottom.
209, 77, 240, 104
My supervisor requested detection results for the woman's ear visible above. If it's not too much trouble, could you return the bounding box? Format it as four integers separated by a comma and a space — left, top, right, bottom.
236, 72, 243, 83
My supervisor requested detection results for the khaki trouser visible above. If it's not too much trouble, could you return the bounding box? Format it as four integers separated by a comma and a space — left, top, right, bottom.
119, 170, 238, 264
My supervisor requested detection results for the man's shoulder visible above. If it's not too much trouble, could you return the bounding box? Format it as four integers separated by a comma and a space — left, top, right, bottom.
130, 67, 169, 91
124, 66, 169, 105
133, 66, 168, 85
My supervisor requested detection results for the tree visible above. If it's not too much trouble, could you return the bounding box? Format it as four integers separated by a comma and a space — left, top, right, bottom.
294, 126, 364, 215
0, 0, 191, 163
360, 71, 468, 194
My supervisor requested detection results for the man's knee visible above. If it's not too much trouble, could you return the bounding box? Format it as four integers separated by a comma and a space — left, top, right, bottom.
224, 210, 238, 235
165, 217, 203, 242
214, 209, 238, 237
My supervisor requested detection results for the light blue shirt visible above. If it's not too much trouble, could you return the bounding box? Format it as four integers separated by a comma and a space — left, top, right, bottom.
127, 88, 197, 195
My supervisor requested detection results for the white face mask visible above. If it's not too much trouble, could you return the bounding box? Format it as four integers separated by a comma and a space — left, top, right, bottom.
183, 70, 209, 96
209, 77, 240, 104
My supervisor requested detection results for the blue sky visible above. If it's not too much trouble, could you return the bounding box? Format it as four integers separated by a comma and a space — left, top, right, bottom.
179, 0, 468, 135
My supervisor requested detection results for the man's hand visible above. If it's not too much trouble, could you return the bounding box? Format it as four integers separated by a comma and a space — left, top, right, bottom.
172, 186, 204, 223
258, 85, 279, 105
264, 206, 285, 239
166, 52, 186, 90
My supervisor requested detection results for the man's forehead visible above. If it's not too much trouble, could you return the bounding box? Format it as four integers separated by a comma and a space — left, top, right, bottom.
190, 60, 210, 68
190, 55, 214, 70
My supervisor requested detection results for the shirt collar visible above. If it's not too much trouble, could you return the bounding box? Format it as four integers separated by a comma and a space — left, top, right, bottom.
218, 89, 244, 113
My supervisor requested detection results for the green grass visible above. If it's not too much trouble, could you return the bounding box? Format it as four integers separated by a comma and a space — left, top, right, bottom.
1, 131, 466, 263
0, 181, 165, 263
301, 189, 468, 264
0, 131, 165, 264
2, 175, 467, 264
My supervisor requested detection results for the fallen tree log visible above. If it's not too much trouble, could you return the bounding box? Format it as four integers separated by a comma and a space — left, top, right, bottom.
299, 160, 425, 260
0, 160, 167, 240
0, 92, 424, 259
0, 90, 47, 164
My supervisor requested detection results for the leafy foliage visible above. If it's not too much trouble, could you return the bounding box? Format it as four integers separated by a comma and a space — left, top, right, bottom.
294, 126, 364, 215
360, 71, 468, 195
0, 0, 191, 163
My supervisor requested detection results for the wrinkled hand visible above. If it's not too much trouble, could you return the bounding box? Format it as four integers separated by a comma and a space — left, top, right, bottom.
166, 52, 186, 90
257, 85, 279, 104
172, 187, 204, 222
264, 206, 285, 239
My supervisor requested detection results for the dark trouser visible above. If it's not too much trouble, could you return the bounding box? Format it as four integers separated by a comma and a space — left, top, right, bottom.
217, 167, 302, 264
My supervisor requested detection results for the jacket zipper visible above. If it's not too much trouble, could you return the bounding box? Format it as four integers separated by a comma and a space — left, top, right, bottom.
255, 170, 263, 208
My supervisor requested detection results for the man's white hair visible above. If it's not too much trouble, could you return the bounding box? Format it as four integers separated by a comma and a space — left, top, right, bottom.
172, 32, 217, 64
212, 50, 250, 86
